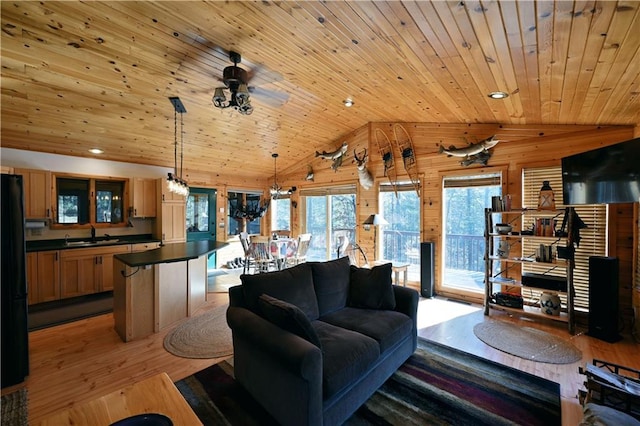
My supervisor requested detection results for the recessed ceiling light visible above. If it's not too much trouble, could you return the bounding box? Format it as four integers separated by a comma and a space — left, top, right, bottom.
89, 148, 104, 154
343, 98, 354, 107
488, 91, 509, 99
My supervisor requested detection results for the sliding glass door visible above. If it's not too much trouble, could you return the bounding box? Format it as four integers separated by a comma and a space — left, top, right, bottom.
442, 173, 502, 298
301, 185, 356, 261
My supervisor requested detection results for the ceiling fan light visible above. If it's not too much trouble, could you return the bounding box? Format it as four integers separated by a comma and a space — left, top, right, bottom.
213, 88, 227, 107
236, 84, 250, 103
343, 98, 354, 107
237, 102, 254, 115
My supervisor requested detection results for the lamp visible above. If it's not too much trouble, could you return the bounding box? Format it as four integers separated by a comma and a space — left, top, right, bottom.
269, 153, 296, 199
167, 97, 189, 197
212, 52, 254, 115
363, 214, 388, 260
537, 180, 556, 210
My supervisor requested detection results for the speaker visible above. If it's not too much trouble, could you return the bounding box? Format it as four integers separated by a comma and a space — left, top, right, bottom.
420, 242, 435, 298
588, 256, 621, 343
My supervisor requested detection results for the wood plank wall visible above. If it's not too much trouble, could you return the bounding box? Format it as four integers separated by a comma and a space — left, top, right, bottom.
273, 122, 638, 328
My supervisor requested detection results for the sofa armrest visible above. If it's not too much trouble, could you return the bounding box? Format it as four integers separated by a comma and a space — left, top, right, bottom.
227, 305, 323, 426
227, 305, 322, 380
393, 285, 419, 320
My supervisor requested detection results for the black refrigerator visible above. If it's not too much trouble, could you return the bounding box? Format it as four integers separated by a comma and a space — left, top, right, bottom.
1, 174, 30, 388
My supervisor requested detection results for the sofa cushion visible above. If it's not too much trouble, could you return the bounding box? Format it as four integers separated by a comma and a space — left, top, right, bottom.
349, 263, 396, 310
320, 307, 412, 354
312, 320, 380, 399
580, 403, 640, 426
308, 256, 351, 316
241, 263, 320, 320
258, 294, 322, 349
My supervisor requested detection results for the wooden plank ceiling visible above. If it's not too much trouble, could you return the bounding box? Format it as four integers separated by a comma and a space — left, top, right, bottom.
1, 1, 639, 181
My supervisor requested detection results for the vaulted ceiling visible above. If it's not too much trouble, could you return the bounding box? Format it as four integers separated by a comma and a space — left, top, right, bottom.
2, 1, 639, 181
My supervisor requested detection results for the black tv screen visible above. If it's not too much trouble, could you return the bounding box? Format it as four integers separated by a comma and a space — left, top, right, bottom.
561, 137, 640, 205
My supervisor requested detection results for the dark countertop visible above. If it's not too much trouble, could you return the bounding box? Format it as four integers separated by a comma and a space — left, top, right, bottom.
26, 234, 161, 252
114, 240, 229, 267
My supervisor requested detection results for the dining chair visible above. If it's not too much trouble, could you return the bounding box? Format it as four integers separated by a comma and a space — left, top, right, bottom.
239, 232, 256, 274
286, 233, 312, 267
249, 235, 278, 273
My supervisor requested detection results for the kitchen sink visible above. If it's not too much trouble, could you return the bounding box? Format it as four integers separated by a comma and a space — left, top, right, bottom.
65, 239, 120, 247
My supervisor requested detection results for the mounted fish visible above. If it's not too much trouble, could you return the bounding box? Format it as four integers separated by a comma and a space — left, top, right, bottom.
374, 128, 398, 197
460, 150, 492, 167
316, 142, 348, 172
439, 135, 499, 167
353, 149, 374, 190
305, 165, 314, 181
393, 124, 420, 195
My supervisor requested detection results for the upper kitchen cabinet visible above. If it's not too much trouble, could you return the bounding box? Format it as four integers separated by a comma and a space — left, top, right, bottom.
14, 168, 51, 219
130, 178, 157, 218
155, 178, 186, 244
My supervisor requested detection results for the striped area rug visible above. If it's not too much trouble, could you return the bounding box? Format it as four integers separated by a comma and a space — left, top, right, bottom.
176, 339, 561, 425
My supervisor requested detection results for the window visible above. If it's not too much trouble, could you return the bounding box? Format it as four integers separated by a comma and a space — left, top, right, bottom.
300, 185, 356, 261
55, 176, 126, 226
95, 181, 124, 223
442, 172, 502, 294
271, 197, 291, 232
522, 166, 606, 312
379, 182, 420, 280
227, 191, 265, 236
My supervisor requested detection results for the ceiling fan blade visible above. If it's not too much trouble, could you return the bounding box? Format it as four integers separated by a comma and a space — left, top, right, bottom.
249, 86, 290, 107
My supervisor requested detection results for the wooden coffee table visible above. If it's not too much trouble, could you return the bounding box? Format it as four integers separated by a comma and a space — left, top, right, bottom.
36, 372, 202, 425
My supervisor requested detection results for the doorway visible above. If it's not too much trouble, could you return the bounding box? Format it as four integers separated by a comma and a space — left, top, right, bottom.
186, 187, 217, 271
441, 172, 502, 299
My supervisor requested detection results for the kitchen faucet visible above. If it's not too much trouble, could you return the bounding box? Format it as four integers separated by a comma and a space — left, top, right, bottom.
90, 225, 96, 241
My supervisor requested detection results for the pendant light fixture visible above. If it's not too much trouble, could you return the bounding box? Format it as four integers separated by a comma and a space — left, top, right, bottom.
167, 97, 189, 197
269, 153, 296, 199
270, 153, 282, 199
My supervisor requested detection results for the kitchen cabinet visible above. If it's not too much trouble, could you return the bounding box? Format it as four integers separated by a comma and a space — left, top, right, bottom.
26, 250, 60, 305
60, 245, 131, 298
155, 178, 186, 244
14, 168, 51, 219
130, 178, 157, 218
483, 208, 575, 333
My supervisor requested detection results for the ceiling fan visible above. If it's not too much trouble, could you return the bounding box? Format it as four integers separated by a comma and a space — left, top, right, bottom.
212, 51, 289, 115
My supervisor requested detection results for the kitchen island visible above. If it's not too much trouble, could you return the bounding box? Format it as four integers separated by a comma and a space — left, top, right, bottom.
113, 240, 227, 342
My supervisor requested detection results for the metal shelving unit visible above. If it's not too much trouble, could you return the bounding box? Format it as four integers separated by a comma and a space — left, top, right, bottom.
483, 208, 575, 334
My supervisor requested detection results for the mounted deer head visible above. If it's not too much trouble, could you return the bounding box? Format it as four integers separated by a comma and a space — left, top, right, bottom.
353, 149, 374, 190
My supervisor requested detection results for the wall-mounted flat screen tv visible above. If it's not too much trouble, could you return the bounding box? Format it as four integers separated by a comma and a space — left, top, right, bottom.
561, 137, 640, 205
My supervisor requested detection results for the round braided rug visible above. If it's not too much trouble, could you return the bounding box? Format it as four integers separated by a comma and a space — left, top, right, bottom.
163, 304, 233, 359
473, 320, 582, 364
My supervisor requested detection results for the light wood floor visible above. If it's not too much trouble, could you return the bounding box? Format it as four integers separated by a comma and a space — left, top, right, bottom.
4, 285, 639, 425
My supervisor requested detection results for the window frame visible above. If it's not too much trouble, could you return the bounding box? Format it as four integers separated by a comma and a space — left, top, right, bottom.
227, 189, 265, 238
51, 172, 129, 229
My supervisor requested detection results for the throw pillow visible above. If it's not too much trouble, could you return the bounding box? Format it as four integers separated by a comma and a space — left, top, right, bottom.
308, 256, 351, 315
349, 263, 396, 310
241, 263, 320, 320
258, 294, 322, 349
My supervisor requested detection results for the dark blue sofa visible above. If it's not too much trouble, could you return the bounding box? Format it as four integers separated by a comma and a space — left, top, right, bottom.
226, 256, 419, 426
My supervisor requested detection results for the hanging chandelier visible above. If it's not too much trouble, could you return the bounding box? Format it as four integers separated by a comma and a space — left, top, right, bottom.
212, 51, 254, 115
269, 153, 296, 199
167, 97, 189, 197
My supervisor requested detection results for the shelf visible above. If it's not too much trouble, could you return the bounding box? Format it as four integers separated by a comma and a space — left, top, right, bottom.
487, 302, 570, 323
484, 206, 575, 334
488, 255, 567, 266
488, 278, 568, 295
